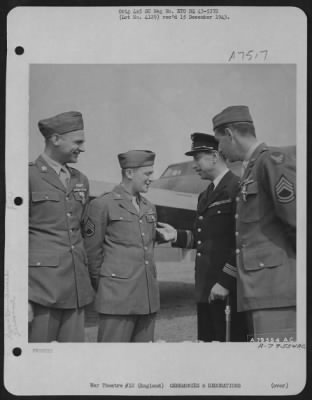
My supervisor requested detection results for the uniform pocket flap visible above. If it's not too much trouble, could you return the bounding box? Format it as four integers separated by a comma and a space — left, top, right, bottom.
208, 201, 232, 215
242, 245, 284, 271
109, 210, 132, 222
245, 181, 258, 195
29, 252, 59, 267
32, 191, 60, 202
100, 270, 130, 279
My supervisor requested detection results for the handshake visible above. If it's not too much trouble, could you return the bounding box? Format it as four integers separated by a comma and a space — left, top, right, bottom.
156, 222, 177, 242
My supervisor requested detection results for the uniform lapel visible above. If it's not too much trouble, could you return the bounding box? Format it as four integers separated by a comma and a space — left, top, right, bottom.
241, 143, 268, 181
198, 171, 232, 213
36, 156, 66, 192
139, 195, 154, 218
113, 185, 138, 216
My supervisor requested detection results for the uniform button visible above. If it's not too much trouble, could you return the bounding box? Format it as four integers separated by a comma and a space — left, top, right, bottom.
235, 213, 238, 219
45, 195, 49, 199
145, 261, 149, 265
67, 212, 71, 217
144, 246, 148, 250
198, 216, 203, 220
197, 228, 202, 232
235, 231, 239, 236
141, 233, 145, 236
217, 210, 221, 214
112, 273, 116, 277
65, 196, 69, 201
119, 217, 123, 220
259, 262, 264, 267
36, 262, 41, 266
197, 240, 202, 245
71, 245, 75, 250
236, 249, 240, 254
197, 252, 201, 257
236, 196, 240, 202
139, 220, 143, 223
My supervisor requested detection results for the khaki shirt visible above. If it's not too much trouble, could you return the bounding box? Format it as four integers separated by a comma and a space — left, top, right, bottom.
84, 184, 160, 315
235, 143, 296, 311
29, 156, 94, 308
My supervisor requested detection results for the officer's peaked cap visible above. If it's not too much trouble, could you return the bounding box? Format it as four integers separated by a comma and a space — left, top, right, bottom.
185, 133, 219, 156
38, 111, 84, 137
118, 150, 156, 168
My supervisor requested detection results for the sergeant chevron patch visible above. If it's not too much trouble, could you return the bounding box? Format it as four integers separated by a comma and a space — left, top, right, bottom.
84, 217, 95, 237
275, 175, 295, 203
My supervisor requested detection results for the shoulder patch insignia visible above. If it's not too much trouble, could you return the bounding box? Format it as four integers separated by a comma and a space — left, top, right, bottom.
275, 175, 295, 203
84, 217, 95, 237
270, 152, 285, 164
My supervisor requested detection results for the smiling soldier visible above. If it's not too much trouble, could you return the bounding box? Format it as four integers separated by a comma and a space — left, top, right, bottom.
84, 150, 159, 342
28, 111, 94, 342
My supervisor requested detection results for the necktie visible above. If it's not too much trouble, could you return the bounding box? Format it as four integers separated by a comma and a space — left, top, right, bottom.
206, 182, 215, 199
59, 166, 70, 188
132, 196, 140, 212
240, 160, 249, 178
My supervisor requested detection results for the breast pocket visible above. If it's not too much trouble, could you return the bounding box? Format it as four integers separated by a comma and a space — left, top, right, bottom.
207, 201, 232, 217
32, 191, 60, 203
108, 211, 134, 243
239, 181, 261, 222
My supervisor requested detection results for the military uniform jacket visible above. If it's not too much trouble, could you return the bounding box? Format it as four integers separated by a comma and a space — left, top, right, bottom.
29, 156, 94, 309
84, 185, 160, 315
173, 171, 239, 303
234, 143, 296, 312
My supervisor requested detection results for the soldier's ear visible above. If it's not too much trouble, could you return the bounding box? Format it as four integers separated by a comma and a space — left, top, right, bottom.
124, 168, 134, 180
224, 127, 233, 140
49, 133, 61, 147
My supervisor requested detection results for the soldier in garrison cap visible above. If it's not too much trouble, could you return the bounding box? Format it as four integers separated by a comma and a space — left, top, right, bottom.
157, 133, 247, 342
84, 150, 160, 342
213, 105, 296, 341
28, 111, 94, 342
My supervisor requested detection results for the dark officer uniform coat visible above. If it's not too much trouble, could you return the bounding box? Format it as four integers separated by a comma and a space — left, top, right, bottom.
29, 156, 94, 309
174, 170, 239, 300
235, 144, 296, 312
84, 184, 160, 315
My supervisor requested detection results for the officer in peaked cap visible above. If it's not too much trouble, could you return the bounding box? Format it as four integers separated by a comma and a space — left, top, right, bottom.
28, 111, 94, 342
84, 149, 160, 342
184, 132, 219, 155
213, 105, 296, 341
157, 132, 247, 342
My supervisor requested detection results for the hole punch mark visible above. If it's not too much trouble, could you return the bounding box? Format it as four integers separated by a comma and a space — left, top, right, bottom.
14, 196, 23, 206
15, 46, 24, 55
13, 347, 22, 356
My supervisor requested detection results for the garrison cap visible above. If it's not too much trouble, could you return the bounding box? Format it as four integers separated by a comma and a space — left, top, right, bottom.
38, 111, 84, 137
212, 105, 253, 130
185, 133, 218, 156
118, 150, 156, 168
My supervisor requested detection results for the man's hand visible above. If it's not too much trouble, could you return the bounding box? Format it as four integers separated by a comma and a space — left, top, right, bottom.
28, 302, 34, 323
156, 222, 177, 242
208, 283, 229, 303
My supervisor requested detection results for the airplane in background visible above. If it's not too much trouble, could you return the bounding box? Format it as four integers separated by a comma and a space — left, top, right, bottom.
89, 160, 242, 231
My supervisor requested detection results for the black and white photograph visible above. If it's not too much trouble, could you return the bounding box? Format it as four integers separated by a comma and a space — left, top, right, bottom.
4, 6, 307, 396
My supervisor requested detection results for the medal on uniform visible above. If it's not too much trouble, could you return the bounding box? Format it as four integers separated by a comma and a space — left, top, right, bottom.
74, 184, 87, 204
240, 178, 254, 202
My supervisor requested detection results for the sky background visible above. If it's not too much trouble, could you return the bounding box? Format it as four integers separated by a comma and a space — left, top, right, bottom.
29, 64, 296, 182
